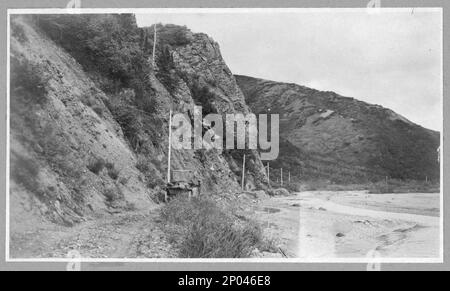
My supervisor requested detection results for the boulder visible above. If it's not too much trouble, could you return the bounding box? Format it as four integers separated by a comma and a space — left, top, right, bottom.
267, 188, 290, 196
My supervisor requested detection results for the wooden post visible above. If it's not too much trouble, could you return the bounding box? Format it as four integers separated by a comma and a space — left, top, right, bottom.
152, 23, 157, 67
267, 162, 270, 184
280, 168, 283, 186
241, 154, 246, 190
289, 171, 291, 183
166, 109, 172, 202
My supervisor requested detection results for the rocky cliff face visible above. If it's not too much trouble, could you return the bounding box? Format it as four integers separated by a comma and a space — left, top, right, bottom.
9, 15, 267, 231
236, 75, 440, 183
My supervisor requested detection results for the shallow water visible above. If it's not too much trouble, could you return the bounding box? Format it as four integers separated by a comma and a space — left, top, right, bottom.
294, 191, 440, 259
256, 191, 440, 259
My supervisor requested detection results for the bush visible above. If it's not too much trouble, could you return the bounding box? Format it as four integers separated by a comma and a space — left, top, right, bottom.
109, 101, 144, 151
284, 183, 301, 193
161, 196, 265, 258
92, 105, 103, 117
146, 178, 165, 189
10, 57, 48, 105
103, 186, 123, 203
106, 91, 161, 152
135, 94, 157, 115
11, 154, 41, 195
135, 156, 165, 190
105, 162, 120, 180
87, 157, 106, 174
11, 21, 27, 42
81, 94, 96, 107
154, 24, 192, 47
189, 81, 216, 115
35, 14, 158, 109
367, 179, 439, 194
136, 157, 151, 173
155, 44, 178, 93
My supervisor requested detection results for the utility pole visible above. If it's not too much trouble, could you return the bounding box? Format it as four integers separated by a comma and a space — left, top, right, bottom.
289, 171, 291, 183
166, 109, 172, 202
280, 168, 283, 186
152, 23, 157, 68
241, 154, 246, 190
267, 162, 270, 184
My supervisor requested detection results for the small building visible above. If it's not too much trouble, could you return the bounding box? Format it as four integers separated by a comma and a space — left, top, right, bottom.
166, 170, 200, 200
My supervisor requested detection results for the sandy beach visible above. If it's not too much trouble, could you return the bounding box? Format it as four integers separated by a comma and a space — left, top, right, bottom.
255, 191, 440, 259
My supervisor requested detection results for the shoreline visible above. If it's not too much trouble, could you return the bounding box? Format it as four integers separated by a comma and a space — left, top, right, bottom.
255, 190, 440, 259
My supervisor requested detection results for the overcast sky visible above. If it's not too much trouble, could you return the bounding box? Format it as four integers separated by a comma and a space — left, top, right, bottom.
136, 9, 442, 131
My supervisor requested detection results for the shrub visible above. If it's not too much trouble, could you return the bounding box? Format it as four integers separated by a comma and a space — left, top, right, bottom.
108, 102, 144, 151
161, 196, 265, 258
136, 157, 151, 173
87, 157, 106, 174
150, 157, 163, 171
35, 14, 157, 106
155, 24, 192, 47
155, 44, 178, 93
11, 154, 41, 195
106, 91, 161, 152
81, 94, 96, 107
34, 14, 163, 152
135, 156, 165, 189
189, 82, 216, 115
105, 162, 120, 180
103, 186, 123, 203
10, 57, 48, 105
119, 176, 129, 185
135, 93, 157, 115
368, 184, 393, 194
146, 178, 165, 189
52, 156, 82, 180
92, 105, 103, 117
11, 21, 27, 42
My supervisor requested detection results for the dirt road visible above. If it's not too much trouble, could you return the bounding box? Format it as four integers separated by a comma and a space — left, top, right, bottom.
10, 210, 177, 259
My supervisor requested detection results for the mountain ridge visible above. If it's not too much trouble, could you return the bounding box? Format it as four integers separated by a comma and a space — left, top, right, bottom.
235, 74, 440, 183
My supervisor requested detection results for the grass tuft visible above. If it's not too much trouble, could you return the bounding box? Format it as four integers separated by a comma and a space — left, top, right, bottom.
105, 162, 120, 180
87, 157, 106, 175
161, 196, 266, 258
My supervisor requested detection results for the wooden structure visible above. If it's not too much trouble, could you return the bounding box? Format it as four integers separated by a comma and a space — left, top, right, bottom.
166, 170, 201, 200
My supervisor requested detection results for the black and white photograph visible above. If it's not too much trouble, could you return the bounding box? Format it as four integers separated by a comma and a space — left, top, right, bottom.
3, 4, 445, 270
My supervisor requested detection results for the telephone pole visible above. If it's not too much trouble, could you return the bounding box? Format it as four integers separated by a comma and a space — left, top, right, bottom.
280, 168, 283, 186
152, 23, 157, 67
166, 109, 172, 202
241, 154, 246, 190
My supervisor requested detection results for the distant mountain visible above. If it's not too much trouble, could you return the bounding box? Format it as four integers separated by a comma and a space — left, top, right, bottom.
235, 75, 440, 183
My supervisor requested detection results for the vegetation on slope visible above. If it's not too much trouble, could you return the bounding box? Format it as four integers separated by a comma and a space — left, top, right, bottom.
236, 75, 440, 189
161, 196, 275, 258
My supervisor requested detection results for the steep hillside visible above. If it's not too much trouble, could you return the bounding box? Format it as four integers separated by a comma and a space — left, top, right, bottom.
9, 14, 267, 238
236, 75, 440, 184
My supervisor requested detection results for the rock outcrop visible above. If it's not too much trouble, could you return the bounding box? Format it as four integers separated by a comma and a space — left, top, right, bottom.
9, 15, 267, 231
